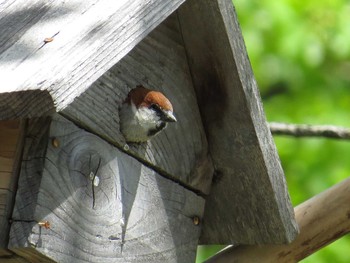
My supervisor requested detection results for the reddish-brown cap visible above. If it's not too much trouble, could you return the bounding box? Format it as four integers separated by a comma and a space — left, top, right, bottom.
127, 85, 173, 111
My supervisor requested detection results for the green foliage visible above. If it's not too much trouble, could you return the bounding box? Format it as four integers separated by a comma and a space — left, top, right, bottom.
196, 0, 350, 262
196, 245, 225, 263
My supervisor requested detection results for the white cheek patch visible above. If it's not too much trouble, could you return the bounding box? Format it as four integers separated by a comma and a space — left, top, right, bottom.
120, 102, 165, 142
135, 107, 160, 125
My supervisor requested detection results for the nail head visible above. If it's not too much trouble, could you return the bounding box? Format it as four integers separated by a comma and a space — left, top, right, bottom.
52, 138, 59, 148
38, 221, 51, 229
44, 37, 54, 43
192, 216, 200, 226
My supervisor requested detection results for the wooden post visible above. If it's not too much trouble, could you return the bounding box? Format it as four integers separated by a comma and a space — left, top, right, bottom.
205, 177, 350, 263
178, 0, 298, 244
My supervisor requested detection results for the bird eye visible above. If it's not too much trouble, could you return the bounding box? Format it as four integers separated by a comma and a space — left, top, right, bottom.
149, 104, 164, 117
150, 104, 161, 111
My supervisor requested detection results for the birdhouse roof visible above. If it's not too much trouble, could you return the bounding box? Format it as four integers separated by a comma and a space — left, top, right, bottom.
0, 0, 186, 118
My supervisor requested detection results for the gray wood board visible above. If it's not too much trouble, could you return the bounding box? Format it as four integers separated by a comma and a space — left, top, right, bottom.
178, 0, 298, 244
0, 248, 56, 263
9, 114, 205, 263
0, 189, 12, 247
0, 0, 186, 118
61, 13, 213, 194
8, 117, 51, 247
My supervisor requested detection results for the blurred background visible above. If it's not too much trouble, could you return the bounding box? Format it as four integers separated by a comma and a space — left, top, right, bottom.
196, 0, 350, 262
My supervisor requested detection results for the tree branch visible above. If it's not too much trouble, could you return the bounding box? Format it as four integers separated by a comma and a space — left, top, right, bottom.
269, 122, 350, 139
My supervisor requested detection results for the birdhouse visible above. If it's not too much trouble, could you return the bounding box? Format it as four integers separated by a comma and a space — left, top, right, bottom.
0, 0, 298, 262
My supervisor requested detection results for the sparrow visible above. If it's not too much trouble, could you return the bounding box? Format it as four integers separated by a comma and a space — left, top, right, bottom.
119, 85, 177, 143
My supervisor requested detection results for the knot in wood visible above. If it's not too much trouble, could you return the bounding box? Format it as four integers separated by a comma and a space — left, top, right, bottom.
65, 138, 117, 211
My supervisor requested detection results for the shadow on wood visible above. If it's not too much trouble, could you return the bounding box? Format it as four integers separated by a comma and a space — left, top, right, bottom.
0, 247, 56, 262
0, 120, 26, 247
0, 91, 54, 120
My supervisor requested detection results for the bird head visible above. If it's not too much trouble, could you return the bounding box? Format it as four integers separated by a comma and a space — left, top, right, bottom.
128, 85, 177, 123
120, 85, 176, 143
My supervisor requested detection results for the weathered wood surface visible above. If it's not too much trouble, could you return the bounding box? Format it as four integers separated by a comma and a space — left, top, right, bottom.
0, 120, 26, 247
0, 91, 54, 120
1, 0, 298, 248
0, 0, 186, 117
0, 248, 56, 262
62, 13, 213, 194
8, 118, 51, 248
178, 0, 298, 244
0, 1, 213, 194
205, 177, 350, 263
9, 114, 205, 263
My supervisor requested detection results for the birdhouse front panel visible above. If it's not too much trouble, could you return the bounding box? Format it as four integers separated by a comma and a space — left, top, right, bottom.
61, 12, 214, 194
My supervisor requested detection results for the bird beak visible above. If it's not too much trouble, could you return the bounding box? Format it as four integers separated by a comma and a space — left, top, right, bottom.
163, 110, 177, 122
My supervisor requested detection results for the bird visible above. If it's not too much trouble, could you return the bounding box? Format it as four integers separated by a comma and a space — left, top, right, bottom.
119, 85, 177, 143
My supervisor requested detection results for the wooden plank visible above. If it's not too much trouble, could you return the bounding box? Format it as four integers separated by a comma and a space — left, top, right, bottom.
0, 248, 13, 256
10, 248, 56, 263
0, 91, 54, 120
0, 188, 13, 233
0, 248, 55, 263
0, 190, 9, 216
0, 120, 20, 186
61, 13, 213, 194
205, 177, 350, 263
0, 0, 186, 120
9, 114, 205, 263
0, 120, 26, 247
178, 0, 298, 244
7, 118, 51, 248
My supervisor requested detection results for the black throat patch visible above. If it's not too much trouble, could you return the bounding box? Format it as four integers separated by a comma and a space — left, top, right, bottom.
147, 122, 167, 136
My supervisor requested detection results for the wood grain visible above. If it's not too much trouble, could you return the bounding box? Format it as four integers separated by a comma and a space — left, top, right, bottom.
9, 114, 205, 263
0, 120, 21, 189
0, 120, 26, 247
205, 177, 350, 263
0, 1, 213, 194
0, 248, 56, 263
0, 0, 186, 119
8, 118, 51, 248
0, 91, 54, 120
62, 13, 213, 194
1, 0, 298, 248
178, 0, 298, 244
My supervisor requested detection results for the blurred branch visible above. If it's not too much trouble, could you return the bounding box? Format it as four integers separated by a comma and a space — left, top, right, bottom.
269, 122, 350, 140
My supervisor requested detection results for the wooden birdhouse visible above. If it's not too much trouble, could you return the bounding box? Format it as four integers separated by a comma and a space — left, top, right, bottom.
0, 0, 298, 262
